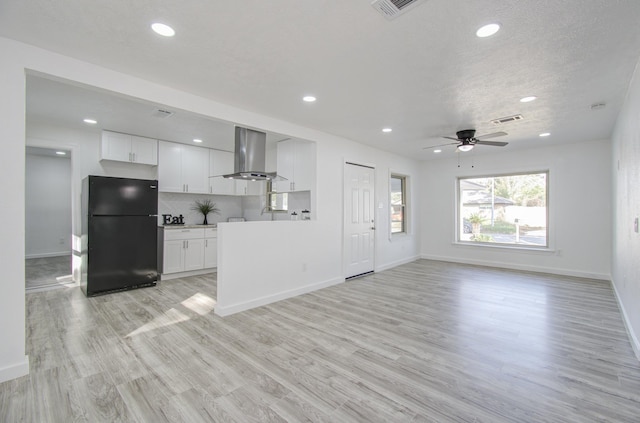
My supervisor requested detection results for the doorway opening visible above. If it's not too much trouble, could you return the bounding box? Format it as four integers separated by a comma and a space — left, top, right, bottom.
25, 146, 74, 291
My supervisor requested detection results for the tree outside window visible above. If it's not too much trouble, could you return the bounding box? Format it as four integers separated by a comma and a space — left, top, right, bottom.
458, 172, 548, 247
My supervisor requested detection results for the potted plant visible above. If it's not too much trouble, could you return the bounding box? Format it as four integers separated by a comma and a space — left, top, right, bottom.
467, 213, 484, 235
191, 199, 220, 225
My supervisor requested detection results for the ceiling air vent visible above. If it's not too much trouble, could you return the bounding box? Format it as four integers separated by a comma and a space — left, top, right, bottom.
371, 0, 428, 20
152, 109, 174, 119
491, 114, 524, 125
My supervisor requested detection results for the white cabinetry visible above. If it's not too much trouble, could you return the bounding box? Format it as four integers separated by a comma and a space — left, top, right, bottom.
274, 139, 315, 192
158, 141, 209, 193
161, 227, 217, 277
236, 180, 265, 195
100, 130, 158, 165
209, 149, 236, 195
203, 228, 218, 268
184, 238, 205, 271
209, 149, 265, 196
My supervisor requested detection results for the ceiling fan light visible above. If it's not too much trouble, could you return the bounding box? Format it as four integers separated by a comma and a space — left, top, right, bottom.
457, 144, 474, 152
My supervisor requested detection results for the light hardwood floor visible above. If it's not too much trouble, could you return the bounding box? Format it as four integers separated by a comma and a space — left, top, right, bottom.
25, 255, 74, 292
2, 260, 640, 422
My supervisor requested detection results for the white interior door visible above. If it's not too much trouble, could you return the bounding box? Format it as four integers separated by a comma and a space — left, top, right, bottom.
344, 162, 375, 279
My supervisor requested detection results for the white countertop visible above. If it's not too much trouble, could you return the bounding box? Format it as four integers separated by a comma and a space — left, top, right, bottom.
159, 224, 217, 229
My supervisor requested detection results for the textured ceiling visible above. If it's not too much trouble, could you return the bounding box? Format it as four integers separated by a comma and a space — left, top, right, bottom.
3, 0, 640, 159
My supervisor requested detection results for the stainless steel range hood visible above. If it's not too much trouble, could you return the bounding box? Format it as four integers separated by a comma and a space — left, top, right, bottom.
221, 126, 285, 181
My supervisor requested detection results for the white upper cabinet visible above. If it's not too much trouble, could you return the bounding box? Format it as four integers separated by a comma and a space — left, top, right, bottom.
274, 139, 315, 192
158, 141, 209, 193
130, 135, 158, 165
182, 144, 210, 194
209, 149, 265, 195
235, 180, 265, 196
209, 149, 236, 195
100, 130, 158, 165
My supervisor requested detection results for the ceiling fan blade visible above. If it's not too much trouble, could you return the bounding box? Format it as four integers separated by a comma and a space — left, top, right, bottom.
443, 136, 460, 141
475, 131, 507, 139
422, 142, 458, 149
474, 140, 508, 147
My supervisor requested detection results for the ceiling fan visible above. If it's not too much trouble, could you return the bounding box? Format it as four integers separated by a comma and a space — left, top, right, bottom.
424, 129, 508, 152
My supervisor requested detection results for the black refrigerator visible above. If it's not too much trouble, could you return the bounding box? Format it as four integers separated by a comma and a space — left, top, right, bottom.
81, 175, 158, 296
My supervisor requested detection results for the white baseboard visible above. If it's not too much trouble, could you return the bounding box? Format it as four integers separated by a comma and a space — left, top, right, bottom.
420, 254, 611, 281
0, 356, 29, 383
215, 277, 344, 317
25, 251, 71, 259
611, 280, 640, 361
376, 255, 421, 273
160, 268, 215, 281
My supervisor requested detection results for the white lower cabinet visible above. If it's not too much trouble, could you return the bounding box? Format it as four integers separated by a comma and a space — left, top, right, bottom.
183, 238, 205, 271
203, 228, 218, 268
160, 227, 216, 277
162, 239, 187, 274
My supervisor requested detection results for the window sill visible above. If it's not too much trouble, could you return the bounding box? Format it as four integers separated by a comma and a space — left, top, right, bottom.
453, 241, 554, 254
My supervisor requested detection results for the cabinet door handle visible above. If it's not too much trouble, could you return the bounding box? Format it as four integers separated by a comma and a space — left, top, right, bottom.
132, 152, 136, 162
129, 152, 132, 162
205, 240, 208, 247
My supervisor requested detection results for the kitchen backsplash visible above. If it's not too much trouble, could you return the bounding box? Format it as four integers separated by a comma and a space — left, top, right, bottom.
158, 193, 243, 226
242, 191, 311, 221
158, 191, 311, 225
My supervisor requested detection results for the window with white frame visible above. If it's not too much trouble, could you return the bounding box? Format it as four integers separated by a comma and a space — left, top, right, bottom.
390, 174, 407, 234
458, 172, 548, 247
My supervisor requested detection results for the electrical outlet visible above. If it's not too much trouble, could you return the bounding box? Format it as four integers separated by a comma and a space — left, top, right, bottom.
634, 217, 639, 233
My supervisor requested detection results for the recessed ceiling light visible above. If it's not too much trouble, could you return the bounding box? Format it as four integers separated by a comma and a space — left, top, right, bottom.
434, 149, 442, 153
520, 96, 537, 103
539, 132, 551, 137
382, 128, 392, 133
83, 118, 97, 124
55, 151, 66, 156
476, 23, 500, 38
151, 23, 175, 37
303, 96, 316, 102
193, 138, 203, 143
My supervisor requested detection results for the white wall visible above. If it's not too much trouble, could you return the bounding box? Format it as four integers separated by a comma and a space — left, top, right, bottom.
420, 139, 612, 280
611, 56, 640, 358
216, 134, 421, 315
0, 38, 29, 383
0, 36, 421, 382
25, 151, 72, 258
